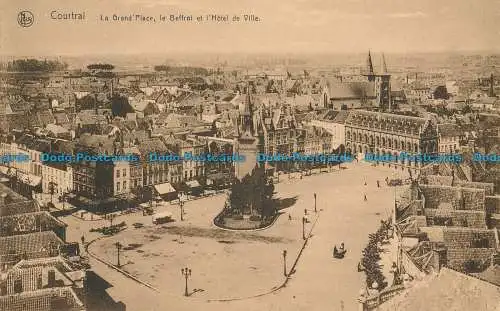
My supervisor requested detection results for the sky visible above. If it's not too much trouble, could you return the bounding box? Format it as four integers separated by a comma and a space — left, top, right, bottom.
1, 0, 499, 56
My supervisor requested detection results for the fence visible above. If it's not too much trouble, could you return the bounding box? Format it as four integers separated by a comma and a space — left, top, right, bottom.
359, 285, 406, 311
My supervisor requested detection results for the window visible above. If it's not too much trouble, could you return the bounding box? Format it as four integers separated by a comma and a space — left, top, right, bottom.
123, 169, 127, 177
116, 170, 120, 178
123, 181, 127, 190
116, 183, 120, 192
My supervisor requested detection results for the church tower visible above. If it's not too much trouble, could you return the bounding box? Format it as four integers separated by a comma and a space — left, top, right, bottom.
235, 84, 263, 179
365, 50, 375, 82
376, 53, 392, 111
363, 51, 391, 111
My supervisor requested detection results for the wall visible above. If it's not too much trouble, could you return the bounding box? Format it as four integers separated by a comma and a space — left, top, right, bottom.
485, 196, 500, 214
455, 181, 495, 195
446, 248, 497, 271
420, 185, 485, 211
424, 209, 487, 228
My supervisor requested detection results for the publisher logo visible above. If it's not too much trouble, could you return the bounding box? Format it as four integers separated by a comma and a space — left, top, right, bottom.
18, 11, 34, 27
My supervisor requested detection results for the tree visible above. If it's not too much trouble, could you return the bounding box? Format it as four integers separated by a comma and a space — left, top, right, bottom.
228, 166, 275, 218
48, 181, 56, 203
111, 95, 134, 117
6, 59, 67, 72
462, 105, 473, 114
87, 63, 115, 71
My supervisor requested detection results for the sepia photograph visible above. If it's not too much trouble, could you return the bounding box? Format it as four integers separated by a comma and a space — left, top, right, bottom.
0, 0, 499, 310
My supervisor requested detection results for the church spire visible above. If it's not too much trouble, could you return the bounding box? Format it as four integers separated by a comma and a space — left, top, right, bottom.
382, 53, 388, 74
366, 50, 374, 75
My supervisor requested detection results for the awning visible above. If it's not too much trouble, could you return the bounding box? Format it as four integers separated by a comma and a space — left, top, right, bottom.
185, 180, 201, 188
154, 182, 177, 195
0, 166, 41, 186
27, 176, 42, 187
15, 172, 41, 186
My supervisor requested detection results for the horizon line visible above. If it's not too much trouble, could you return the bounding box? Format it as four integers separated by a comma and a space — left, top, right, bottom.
1, 49, 500, 59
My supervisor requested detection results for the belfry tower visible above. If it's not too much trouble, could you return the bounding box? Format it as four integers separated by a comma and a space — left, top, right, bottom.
235, 84, 263, 179
363, 51, 392, 111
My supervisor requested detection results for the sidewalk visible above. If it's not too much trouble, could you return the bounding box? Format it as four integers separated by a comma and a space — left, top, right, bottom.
34, 192, 103, 221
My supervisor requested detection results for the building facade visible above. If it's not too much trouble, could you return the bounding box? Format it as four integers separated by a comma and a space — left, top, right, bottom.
344, 110, 438, 170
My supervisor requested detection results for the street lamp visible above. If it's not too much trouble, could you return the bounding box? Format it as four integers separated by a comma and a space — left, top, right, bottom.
181, 267, 192, 297
302, 216, 306, 240
314, 193, 317, 213
282, 250, 287, 276
179, 192, 185, 221
114, 242, 122, 267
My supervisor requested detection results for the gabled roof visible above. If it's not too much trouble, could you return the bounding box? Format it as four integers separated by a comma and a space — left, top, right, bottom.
379, 268, 500, 311
332, 110, 350, 124
437, 123, 461, 138
326, 80, 376, 99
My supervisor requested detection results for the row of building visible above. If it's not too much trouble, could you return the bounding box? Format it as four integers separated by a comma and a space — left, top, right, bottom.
0, 184, 90, 310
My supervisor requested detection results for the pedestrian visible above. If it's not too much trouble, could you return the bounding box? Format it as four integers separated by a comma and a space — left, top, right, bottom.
81, 235, 85, 245
364, 181, 367, 186
288, 214, 292, 221
304, 208, 308, 215
364, 194, 367, 201
377, 180, 380, 188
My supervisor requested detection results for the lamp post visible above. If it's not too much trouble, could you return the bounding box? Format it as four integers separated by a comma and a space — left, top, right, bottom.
61, 191, 66, 210
181, 267, 191, 297
179, 192, 185, 221
314, 192, 317, 213
302, 216, 306, 240
115, 242, 122, 267
282, 250, 287, 276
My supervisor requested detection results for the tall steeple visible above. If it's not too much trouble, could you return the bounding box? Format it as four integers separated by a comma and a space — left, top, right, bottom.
239, 83, 255, 137
366, 50, 375, 81
382, 53, 388, 74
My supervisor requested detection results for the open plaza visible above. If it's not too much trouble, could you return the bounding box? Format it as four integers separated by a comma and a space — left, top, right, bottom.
60, 161, 407, 311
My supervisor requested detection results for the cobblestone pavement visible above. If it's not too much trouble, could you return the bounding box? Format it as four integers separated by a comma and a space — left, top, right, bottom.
63, 161, 408, 311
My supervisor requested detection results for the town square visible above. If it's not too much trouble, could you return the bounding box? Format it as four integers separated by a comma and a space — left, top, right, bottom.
1, 0, 499, 309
